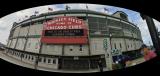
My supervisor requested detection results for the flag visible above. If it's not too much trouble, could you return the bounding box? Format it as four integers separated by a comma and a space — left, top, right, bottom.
34, 11, 39, 15
25, 15, 28, 18
66, 5, 70, 10
48, 7, 53, 11
86, 4, 88, 10
104, 8, 108, 12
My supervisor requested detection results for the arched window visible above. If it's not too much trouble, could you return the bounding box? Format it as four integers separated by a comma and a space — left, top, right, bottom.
120, 43, 122, 49
114, 43, 117, 49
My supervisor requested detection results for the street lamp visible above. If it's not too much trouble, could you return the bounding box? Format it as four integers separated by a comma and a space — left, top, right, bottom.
109, 33, 112, 50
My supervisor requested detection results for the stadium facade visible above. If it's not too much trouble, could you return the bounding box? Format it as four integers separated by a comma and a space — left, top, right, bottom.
5, 9, 143, 72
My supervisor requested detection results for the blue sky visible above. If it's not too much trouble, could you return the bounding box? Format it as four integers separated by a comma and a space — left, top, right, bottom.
0, 3, 159, 46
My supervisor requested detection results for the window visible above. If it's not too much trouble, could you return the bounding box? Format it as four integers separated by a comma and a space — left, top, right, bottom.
14, 52, 16, 56
19, 53, 20, 58
16, 52, 18, 56
21, 54, 24, 58
43, 58, 46, 63
13, 52, 15, 55
31, 56, 34, 60
120, 43, 122, 49
98, 18, 106, 23
25, 55, 28, 59
88, 22, 98, 30
12, 51, 14, 55
15, 52, 17, 56
79, 45, 82, 51
39, 57, 42, 62
99, 23, 107, 30
88, 17, 98, 22
48, 59, 51, 63
70, 49, 73, 51
52, 59, 56, 64
17, 53, 20, 57
114, 43, 116, 49
28, 55, 30, 60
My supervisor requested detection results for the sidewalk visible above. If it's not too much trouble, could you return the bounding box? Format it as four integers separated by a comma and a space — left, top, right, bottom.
127, 57, 145, 67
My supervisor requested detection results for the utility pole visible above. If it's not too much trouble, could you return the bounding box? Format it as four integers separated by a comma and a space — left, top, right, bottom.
140, 14, 160, 56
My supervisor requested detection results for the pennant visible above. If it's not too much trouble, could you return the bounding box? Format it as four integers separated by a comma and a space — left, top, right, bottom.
48, 7, 53, 11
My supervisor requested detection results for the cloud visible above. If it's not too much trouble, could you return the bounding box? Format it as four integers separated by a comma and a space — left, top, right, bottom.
66, 3, 113, 14
0, 3, 156, 46
136, 16, 153, 46
0, 5, 62, 45
153, 19, 160, 32
136, 17, 160, 46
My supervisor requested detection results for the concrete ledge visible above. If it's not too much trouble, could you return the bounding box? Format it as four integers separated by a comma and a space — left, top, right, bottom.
0, 51, 108, 73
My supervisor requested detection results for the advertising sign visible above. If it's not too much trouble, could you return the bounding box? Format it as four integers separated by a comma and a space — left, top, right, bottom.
41, 16, 88, 44
103, 38, 108, 49
111, 49, 122, 56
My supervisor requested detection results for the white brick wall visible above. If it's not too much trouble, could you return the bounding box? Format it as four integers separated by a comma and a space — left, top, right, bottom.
13, 27, 20, 37
41, 44, 62, 55
7, 40, 11, 47
15, 38, 26, 51
111, 38, 127, 52
19, 26, 29, 36
64, 45, 89, 56
10, 39, 17, 48
25, 38, 40, 53
90, 38, 105, 55
123, 30, 132, 37
22, 54, 36, 65
28, 24, 43, 36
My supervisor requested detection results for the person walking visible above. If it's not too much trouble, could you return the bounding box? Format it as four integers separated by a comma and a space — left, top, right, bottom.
97, 59, 103, 72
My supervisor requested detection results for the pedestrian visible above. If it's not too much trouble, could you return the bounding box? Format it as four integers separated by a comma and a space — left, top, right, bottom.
140, 44, 157, 61
97, 59, 103, 72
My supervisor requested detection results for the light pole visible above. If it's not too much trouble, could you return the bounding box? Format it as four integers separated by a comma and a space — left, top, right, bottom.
109, 33, 112, 50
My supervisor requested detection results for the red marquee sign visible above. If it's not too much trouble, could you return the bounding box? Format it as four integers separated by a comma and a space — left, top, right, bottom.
40, 16, 88, 44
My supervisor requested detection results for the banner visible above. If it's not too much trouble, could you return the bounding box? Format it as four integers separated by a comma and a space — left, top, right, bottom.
41, 16, 88, 44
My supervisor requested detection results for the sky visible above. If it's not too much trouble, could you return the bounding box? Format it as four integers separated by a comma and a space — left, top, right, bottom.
0, 3, 160, 46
